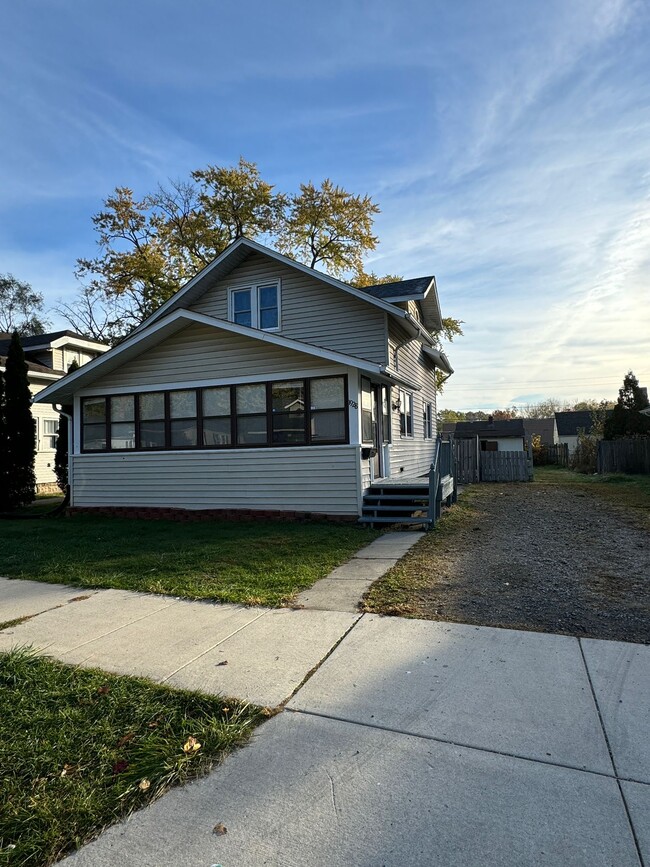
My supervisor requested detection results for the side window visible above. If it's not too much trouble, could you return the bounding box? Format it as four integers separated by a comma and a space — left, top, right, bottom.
43, 419, 59, 449
258, 285, 279, 330
361, 378, 374, 443
399, 390, 413, 437
423, 402, 433, 438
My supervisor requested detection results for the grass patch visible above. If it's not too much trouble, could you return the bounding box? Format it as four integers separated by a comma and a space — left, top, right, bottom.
534, 466, 650, 524
0, 648, 265, 866
362, 488, 483, 616
0, 516, 379, 606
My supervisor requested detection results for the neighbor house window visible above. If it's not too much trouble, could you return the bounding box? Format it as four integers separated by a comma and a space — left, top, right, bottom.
423, 402, 433, 439
81, 375, 347, 452
399, 390, 413, 437
229, 282, 280, 330
43, 419, 59, 449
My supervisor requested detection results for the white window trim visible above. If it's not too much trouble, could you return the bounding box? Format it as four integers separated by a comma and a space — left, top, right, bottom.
399, 389, 414, 439
228, 280, 281, 332
43, 418, 59, 450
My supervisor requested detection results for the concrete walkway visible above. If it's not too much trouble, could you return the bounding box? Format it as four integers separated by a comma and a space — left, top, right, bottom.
1, 561, 648, 865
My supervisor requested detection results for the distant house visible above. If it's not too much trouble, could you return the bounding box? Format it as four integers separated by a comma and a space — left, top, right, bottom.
522, 417, 558, 447
33, 238, 454, 518
0, 331, 108, 492
554, 410, 598, 456
452, 418, 526, 452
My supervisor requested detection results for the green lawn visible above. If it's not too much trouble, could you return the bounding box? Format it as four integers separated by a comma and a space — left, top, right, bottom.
0, 648, 265, 867
534, 465, 650, 524
0, 514, 378, 606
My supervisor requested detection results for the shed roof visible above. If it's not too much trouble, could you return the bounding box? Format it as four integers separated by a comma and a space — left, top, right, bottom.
454, 419, 526, 438
555, 411, 596, 436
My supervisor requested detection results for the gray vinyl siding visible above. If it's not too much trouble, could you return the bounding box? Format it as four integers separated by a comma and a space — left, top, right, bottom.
91, 324, 336, 390
387, 320, 438, 478
189, 252, 388, 364
71, 447, 360, 515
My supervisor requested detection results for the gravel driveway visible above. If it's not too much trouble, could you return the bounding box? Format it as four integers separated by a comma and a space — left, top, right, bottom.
365, 482, 650, 644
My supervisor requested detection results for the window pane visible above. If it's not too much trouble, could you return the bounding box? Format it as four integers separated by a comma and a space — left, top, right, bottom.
273, 412, 306, 444
237, 384, 266, 414
311, 377, 344, 410
171, 419, 197, 447
233, 289, 251, 312
234, 310, 252, 327
311, 410, 346, 442
111, 395, 134, 422
139, 392, 165, 420
203, 387, 231, 417
111, 422, 135, 449
170, 390, 196, 418
44, 419, 59, 435
362, 411, 374, 443
203, 417, 231, 446
83, 398, 105, 422
259, 307, 278, 329
382, 388, 390, 443
361, 379, 373, 411
258, 285, 277, 309
236, 415, 267, 444
83, 424, 106, 450
139, 420, 166, 449
272, 381, 304, 412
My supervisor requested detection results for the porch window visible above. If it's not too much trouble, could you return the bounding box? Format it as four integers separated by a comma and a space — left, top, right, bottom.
229, 282, 280, 331
272, 380, 305, 444
138, 392, 165, 448
361, 378, 374, 443
381, 387, 391, 443
169, 390, 197, 448
310, 376, 346, 442
81, 374, 348, 452
236, 384, 268, 445
202, 387, 232, 446
399, 390, 413, 437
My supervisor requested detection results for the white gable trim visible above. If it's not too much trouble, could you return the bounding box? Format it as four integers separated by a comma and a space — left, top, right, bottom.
136, 237, 411, 332
34, 309, 420, 405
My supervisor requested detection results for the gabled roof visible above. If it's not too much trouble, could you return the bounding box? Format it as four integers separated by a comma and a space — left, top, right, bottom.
522, 418, 557, 443
34, 309, 423, 406
0, 330, 107, 355
136, 237, 444, 340
454, 419, 526, 438
555, 411, 596, 436
358, 275, 442, 333
0, 355, 64, 378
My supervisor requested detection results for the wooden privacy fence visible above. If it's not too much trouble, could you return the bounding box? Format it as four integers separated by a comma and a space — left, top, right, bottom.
447, 436, 533, 483
534, 443, 569, 467
597, 438, 650, 474
480, 450, 533, 482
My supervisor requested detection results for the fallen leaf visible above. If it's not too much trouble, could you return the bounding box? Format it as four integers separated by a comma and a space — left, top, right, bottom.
112, 760, 129, 775
60, 763, 77, 777
213, 823, 227, 836
97, 685, 110, 695
138, 779, 151, 792
116, 732, 135, 748
216, 660, 228, 666
183, 736, 201, 753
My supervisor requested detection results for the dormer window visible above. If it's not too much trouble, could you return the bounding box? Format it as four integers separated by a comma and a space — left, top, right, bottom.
229, 282, 280, 331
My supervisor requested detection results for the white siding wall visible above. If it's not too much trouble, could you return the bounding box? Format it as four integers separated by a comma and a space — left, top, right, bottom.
189, 251, 388, 364
558, 435, 579, 456
386, 320, 438, 479
91, 324, 339, 390
71, 447, 360, 514
29, 379, 60, 487
480, 437, 525, 452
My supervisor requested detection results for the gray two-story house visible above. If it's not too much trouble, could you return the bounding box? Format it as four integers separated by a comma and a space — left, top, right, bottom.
35, 239, 453, 518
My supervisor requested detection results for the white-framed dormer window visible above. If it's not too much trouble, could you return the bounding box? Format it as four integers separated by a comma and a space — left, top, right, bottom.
399, 390, 413, 438
229, 282, 280, 331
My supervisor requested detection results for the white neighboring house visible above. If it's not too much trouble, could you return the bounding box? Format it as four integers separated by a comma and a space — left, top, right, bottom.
0, 331, 109, 492
450, 418, 527, 451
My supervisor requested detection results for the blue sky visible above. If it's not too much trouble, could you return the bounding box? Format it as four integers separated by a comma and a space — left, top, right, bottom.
1, 0, 648, 410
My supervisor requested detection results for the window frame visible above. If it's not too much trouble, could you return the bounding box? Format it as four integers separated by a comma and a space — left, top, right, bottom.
80, 374, 349, 453
423, 402, 433, 439
228, 280, 281, 332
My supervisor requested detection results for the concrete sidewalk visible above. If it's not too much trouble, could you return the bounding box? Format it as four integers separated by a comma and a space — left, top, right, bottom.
57, 616, 648, 867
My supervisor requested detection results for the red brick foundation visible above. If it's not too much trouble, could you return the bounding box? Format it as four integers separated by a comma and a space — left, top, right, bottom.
66, 506, 358, 524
